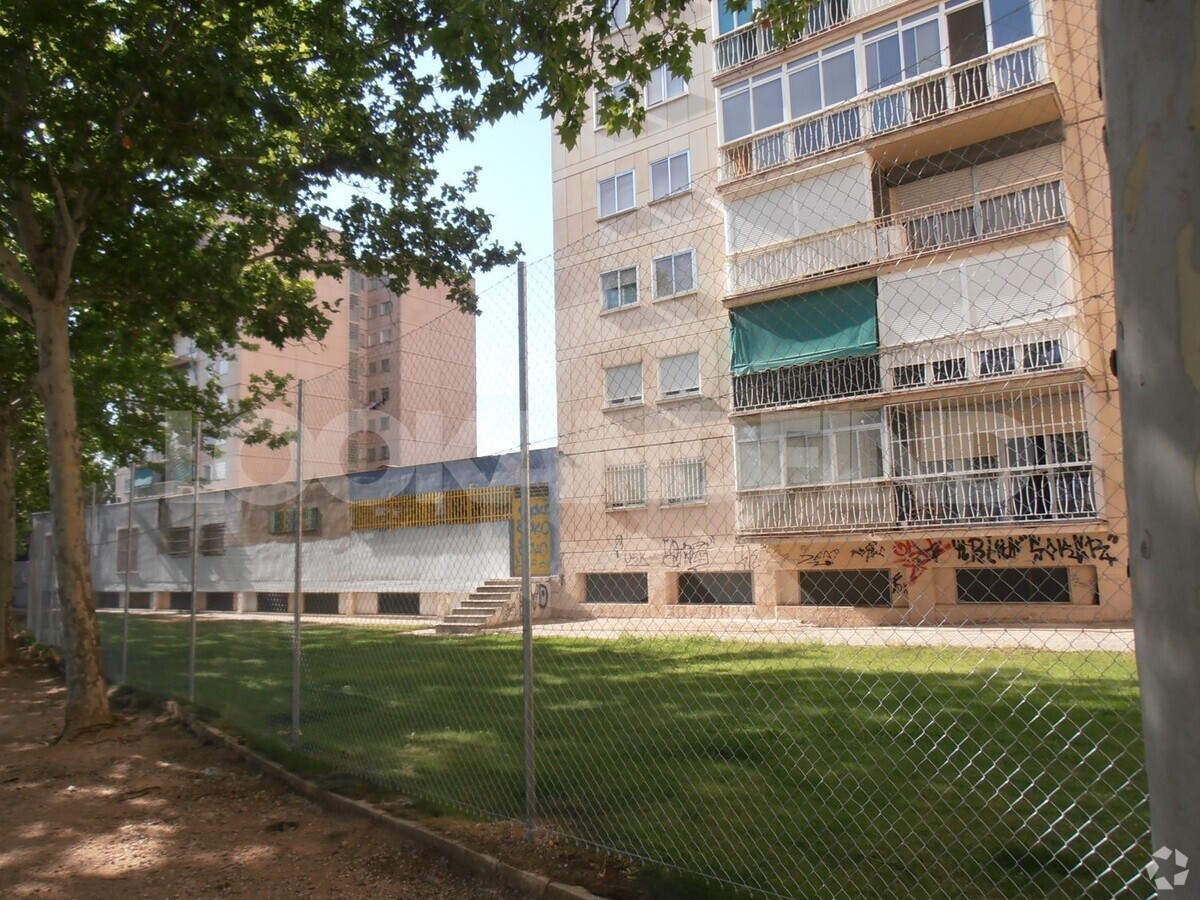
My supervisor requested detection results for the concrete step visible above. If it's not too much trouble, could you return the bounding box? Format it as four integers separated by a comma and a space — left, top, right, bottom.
471, 585, 518, 595
435, 622, 482, 635
459, 600, 509, 612
441, 612, 490, 623
468, 594, 514, 604
481, 580, 522, 588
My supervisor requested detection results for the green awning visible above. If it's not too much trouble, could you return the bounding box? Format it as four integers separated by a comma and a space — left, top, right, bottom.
730, 280, 879, 376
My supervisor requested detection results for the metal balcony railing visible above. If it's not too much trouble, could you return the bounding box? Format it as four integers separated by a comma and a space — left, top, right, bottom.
713, 0, 899, 73
726, 174, 1066, 296
719, 37, 1050, 181
736, 464, 1099, 535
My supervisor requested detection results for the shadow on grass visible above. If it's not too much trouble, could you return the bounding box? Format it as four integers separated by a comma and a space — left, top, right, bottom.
98, 616, 1147, 900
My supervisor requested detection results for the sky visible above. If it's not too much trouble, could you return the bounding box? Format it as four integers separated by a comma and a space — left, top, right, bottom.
432, 110, 559, 456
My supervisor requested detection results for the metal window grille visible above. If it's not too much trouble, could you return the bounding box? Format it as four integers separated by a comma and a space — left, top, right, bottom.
200, 523, 226, 556
956, 566, 1075, 604
800, 569, 894, 606
661, 457, 706, 505
677, 571, 754, 604
605, 463, 648, 509
166, 525, 191, 557
585, 572, 649, 604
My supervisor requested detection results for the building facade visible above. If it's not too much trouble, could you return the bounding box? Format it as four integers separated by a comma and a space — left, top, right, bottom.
552, 0, 1127, 623
115, 270, 477, 498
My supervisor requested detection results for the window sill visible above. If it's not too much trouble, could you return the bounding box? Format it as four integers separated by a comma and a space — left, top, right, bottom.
653, 289, 698, 304
599, 302, 641, 317
606, 504, 648, 512
645, 91, 689, 113
662, 500, 707, 509
657, 392, 703, 406
603, 400, 645, 412
647, 186, 693, 206
597, 207, 638, 224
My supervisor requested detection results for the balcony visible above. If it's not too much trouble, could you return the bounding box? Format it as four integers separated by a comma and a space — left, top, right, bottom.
719, 37, 1050, 182
736, 463, 1099, 536
713, 0, 899, 73
726, 174, 1066, 297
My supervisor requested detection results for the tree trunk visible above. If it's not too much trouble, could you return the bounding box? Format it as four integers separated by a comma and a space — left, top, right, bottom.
0, 410, 14, 667
31, 296, 111, 737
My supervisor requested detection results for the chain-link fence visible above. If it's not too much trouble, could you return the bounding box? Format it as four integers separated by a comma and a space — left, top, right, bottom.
25, 2, 1151, 895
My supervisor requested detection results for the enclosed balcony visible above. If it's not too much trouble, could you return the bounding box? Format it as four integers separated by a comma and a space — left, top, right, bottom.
719, 36, 1050, 182
734, 382, 1101, 536
725, 173, 1065, 296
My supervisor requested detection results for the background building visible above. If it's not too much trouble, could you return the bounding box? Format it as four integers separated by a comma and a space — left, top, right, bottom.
551, 0, 1126, 622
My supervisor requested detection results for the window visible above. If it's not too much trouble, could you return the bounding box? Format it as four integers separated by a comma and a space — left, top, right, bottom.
367, 447, 377, 462
368, 361, 377, 376
347, 439, 359, 464
379, 300, 393, 316
649, 150, 691, 200
653, 250, 695, 298
735, 410, 884, 489
659, 353, 701, 399
605, 363, 643, 406
956, 567, 1073, 603
256, 593, 289, 613
380, 386, 390, 404
661, 457, 706, 505
715, 0, 760, 35
269, 507, 321, 534
380, 415, 390, 431
380, 357, 391, 373
304, 593, 339, 614
585, 572, 648, 604
368, 389, 377, 404
678, 572, 753, 605
169, 591, 193, 611
788, 40, 861, 152
350, 270, 365, 292
1005, 430, 1095, 518
607, 0, 630, 31
206, 592, 235, 612
379, 592, 421, 615
97, 592, 121, 609
367, 305, 377, 319
377, 328, 392, 345
211, 461, 226, 481
720, 68, 785, 142
368, 417, 377, 432
200, 523, 225, 556
349, 323, 360, 344
800, 569, 893, 606
978, 346, 1017, 377
605, 463, 648, 509
1023, 339, 1063, 371
349, 294, 360, 320
891, 363, 927, 389
647, 64, 687, 106
117, 527, 138, 573
932, 357, 967, 383
380, 445, 391, 461
598, 170, 636, 217
601, 266, 639, 310
166, 526, 191, 557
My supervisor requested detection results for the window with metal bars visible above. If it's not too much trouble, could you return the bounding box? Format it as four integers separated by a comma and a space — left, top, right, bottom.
661, 458, 706, 506
605, 463, 648, 509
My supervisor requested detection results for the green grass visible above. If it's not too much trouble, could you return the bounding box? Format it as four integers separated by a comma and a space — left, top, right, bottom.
98, 615, 1147, 899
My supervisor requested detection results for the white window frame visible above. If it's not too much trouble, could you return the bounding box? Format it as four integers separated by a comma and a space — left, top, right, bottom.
649, 150, 691, 201
594, 78, 633, 131
659, 352, 702, 400
652, 248, 696, 299
608, 0, 630, 32
600, 265, 639, 312
646, 64, 688, 107
735, 410, 887, 490
604, 362, 644, 408
605, 462, 649, 510
598, 169, 637, 218
661, 457, 707, 506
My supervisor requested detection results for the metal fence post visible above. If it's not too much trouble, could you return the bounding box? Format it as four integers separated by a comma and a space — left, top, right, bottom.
292, 379, 304, 749
121, 461, 133, 684
188, 418, 200, 703
517, 260, 537, 841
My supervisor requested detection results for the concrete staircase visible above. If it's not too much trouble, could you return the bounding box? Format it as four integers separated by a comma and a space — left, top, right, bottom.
435, 578, 522, 635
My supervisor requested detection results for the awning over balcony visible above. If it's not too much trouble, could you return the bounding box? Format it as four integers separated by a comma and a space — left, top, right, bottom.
730, 279, 878, 376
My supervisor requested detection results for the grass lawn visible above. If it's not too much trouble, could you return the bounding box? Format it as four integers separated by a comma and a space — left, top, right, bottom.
98, 615, 1147, 899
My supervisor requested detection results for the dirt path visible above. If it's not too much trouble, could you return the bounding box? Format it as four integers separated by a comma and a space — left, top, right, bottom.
0, 662, 521, 899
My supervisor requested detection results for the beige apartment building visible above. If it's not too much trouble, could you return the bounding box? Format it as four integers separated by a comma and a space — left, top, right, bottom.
115, 268, 476, 497
552, 0, 1127, 623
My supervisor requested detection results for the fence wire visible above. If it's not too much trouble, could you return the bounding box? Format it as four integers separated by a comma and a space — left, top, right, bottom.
25, 1, 1151, 896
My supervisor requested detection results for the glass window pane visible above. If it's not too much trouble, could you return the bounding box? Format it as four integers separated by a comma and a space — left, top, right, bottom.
989, 0, 1034, 47
737, 441, 762, 488
673, 252, 694, 292
616, 171, 635, 209
789, 64, 822, 118
669, 152, 690, 191
601, 271, 620, 309
721, 88, 753, 141
787, 434, 825, 484
606, 364, 642, 403
903, 19, 941, 78
866, 36, 903, 90
660, 353, 699, 395
751, 76, 785, 131
822, 49, 858, 104
650, 159, 669, 200
599, 178, 616, 217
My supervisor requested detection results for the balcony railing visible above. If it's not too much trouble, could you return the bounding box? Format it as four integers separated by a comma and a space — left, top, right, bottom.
726, 174, 1066, 296
713, 0, 899, 73
736, 464, 1099, 535
719, 37, 1050, 181
732, 317, 1081, 413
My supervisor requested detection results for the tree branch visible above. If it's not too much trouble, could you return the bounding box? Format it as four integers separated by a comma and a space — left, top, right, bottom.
0, 280, 34, 325
0, 244, 39, 315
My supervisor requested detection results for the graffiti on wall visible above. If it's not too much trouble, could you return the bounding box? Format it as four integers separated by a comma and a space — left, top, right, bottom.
951, 534, 1121, 566
663, 537, 713, 571
792, 549, 839, 567
613, 535, 650, 567
893, 540, 952, 582
850, 541, 887, 563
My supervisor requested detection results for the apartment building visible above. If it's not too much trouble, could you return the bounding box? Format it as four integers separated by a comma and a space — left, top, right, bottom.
552, 0, 1127, 623
115, 269, 476, 498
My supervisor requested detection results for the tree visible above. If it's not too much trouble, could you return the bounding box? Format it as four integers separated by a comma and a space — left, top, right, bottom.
0, 0, 812, 736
